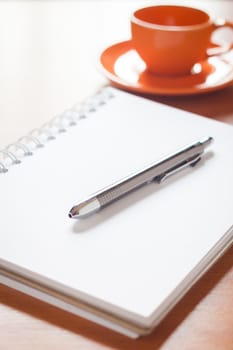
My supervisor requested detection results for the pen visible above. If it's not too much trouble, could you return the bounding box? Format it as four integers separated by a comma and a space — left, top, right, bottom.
69, 137, 213, 218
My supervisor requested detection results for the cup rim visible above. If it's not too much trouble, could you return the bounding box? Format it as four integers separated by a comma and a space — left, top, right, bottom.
131, 5, 212, 31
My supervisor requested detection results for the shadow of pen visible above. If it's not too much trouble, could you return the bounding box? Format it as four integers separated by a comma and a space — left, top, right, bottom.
71, 150, 214, 234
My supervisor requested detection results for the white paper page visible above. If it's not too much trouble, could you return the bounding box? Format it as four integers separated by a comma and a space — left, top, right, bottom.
0, 88, 232, 325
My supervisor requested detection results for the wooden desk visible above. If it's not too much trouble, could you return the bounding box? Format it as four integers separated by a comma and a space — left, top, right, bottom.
0, 1, 233, 349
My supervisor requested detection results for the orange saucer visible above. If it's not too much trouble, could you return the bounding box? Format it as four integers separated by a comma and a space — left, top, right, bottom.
99, 40, 233, 95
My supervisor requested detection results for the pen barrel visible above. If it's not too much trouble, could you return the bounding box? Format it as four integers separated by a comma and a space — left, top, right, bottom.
97, 142, 205, 207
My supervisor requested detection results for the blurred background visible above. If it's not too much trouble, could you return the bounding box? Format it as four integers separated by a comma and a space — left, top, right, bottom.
0, 0, 232, 148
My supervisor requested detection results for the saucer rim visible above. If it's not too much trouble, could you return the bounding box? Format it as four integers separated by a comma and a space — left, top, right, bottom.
99, 40, 233, 96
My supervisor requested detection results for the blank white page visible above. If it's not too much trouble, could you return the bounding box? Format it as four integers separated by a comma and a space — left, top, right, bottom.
0, 87, 233, 327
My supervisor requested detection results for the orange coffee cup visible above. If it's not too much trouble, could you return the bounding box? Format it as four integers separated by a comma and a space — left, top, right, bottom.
131, 5, 233, 75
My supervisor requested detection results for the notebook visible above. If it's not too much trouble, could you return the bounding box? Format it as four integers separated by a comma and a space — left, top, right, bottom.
0, 87, 233, 338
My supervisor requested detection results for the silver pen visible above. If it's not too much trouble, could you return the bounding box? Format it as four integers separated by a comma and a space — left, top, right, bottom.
69, 137, 213, 218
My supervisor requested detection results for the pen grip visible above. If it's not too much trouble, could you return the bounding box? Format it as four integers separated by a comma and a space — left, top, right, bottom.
96, 168, 156, 207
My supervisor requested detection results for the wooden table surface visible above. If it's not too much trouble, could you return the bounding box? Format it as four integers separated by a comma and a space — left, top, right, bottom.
0, 1, 233, 349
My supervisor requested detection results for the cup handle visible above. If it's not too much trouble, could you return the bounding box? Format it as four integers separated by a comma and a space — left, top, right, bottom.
207, 19, 233, 56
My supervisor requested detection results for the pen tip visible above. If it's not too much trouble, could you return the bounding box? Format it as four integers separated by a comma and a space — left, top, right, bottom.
69, 206, 81, 219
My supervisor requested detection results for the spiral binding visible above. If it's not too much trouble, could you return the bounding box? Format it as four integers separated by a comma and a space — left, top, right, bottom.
0, 87, 115, 173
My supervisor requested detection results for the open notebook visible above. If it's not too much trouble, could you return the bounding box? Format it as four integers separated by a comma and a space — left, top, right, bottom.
0, 87, 233, 338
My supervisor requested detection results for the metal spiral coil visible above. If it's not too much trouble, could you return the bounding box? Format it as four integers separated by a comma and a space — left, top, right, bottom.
0, 87, 114, 173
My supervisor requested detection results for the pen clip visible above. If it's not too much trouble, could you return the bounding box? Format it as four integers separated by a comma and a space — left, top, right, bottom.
155, 154, 202, 183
